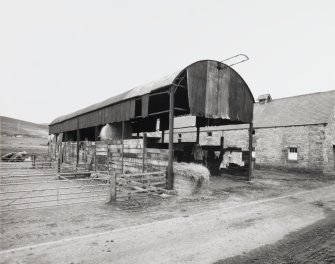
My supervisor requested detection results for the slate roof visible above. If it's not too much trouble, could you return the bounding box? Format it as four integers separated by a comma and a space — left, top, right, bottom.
174, 90, 335, 131
254, 90, 335, 128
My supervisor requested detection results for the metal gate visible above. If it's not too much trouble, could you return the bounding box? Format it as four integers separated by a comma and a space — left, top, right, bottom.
0, 160, 111, 212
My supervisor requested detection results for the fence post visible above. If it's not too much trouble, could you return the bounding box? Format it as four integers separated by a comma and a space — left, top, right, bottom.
121, 121, 125, 174
107, 140, 110, 172
32, 154, 36, 168
57, 158, 60, 175
109, 170, 116, 202
142, 133, 147, 173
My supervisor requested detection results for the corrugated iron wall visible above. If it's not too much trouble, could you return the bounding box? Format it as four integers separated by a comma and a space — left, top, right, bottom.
50, 99, 137, 134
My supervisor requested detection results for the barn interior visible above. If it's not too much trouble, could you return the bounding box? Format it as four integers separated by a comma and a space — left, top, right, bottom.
49, 60, 255, 188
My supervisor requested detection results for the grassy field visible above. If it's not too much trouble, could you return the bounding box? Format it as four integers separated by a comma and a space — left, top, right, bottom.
0, 116, 48, 157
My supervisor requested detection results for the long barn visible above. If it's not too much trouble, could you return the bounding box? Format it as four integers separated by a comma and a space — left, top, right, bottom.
49, 60, 255, 188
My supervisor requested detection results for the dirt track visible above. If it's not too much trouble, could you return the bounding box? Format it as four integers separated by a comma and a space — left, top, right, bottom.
218, 209, 335, 264
1, 185, 335, 264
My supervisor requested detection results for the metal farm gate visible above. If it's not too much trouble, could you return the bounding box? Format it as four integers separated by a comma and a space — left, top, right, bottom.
0, 159, 168, 212
0, 160, 111, 212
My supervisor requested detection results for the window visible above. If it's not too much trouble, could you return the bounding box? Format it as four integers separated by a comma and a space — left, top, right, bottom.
207, 132, 212, 137
288, 147, 298, 161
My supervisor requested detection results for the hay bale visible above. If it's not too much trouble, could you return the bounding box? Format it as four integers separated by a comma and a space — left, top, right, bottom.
173, 162, 210, 196
99, 124, 113, 140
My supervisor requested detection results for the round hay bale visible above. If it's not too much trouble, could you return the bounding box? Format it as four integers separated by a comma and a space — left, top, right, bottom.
173, 162, 210, 196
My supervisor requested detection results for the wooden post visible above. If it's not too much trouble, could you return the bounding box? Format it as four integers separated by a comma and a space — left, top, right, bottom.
57, 158, 60, 174
167, 85, 176, 190
142, 133, 147, 172
54, 133, 58, 160
248, 122, 253, 181
161, 130, 165, 143
220, 136, 224, 149
196, 126, 200, 144
76, 126, 80, 167
109, 171, 116, 202
94, 126, 99, 141
94, 126, 98, 172
32, 154, 36, 168
107, 140, 110, 172
121, 121, 125, 174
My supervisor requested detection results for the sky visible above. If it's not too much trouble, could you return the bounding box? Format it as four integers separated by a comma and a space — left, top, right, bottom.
0, 0, 334, 124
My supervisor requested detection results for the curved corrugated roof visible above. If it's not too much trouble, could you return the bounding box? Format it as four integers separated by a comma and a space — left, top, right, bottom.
50, 70, 180, 125
50, 59, 255, 129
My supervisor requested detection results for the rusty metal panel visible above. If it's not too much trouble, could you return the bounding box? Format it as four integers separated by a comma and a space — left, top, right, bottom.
186, 62, 207, 117
186, 61, 253, 124
218, 65, 231, 119
205, 61, 220, 118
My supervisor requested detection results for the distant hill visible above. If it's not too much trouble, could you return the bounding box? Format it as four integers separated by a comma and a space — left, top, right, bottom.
0, 116, 48, 138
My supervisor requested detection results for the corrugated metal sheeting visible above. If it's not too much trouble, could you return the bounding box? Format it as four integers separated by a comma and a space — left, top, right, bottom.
49, 60, 255, 134
187, 61, 253, 122
50, 99, 137, 134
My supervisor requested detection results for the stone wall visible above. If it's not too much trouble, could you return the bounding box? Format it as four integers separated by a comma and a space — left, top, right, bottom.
254, 125, 325, 173
174, 123, 333, 174
323, 106, 335, 174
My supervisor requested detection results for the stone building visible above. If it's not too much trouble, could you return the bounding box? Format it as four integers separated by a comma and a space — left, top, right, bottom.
173, 90, 335, 175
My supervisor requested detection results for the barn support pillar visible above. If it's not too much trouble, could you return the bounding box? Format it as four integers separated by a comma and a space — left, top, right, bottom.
142, 133, 147, 173
248, 122, 253, 181
121, 121, 125, 174
167, 85, 176, 190
94, 126, 98, 172
196, 126, 200, 144
76, 121, 80, 166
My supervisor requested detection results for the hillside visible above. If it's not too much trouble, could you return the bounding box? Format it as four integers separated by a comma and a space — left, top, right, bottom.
0, 116, 48, 138
0, 116, 49, 157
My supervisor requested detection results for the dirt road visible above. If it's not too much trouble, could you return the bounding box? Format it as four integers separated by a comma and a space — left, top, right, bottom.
1, 185, 335, 264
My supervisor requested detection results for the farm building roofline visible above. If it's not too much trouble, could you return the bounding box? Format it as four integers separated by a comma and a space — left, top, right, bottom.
49, 59, 255, 134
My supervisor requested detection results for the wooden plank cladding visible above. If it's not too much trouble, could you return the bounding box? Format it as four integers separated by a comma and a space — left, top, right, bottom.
186, 60, 254, 124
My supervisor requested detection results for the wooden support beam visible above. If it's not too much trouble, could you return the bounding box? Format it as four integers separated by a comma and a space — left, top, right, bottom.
109, 171, 116, 202
248, 122, 253, 181
196, 126, 200, 144
76, 128, 80, 166
121, 121, 125, 174
94, 126, 99, 141
94, 126, 98, 172
161, 130, 165, 143
107, 140, 110, 172
142, 133, 147, 173
167, 85, 176, 190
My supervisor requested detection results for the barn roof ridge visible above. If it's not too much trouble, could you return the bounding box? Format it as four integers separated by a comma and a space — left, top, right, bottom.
256, 89, 335, 103
49, 59, 254, 127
